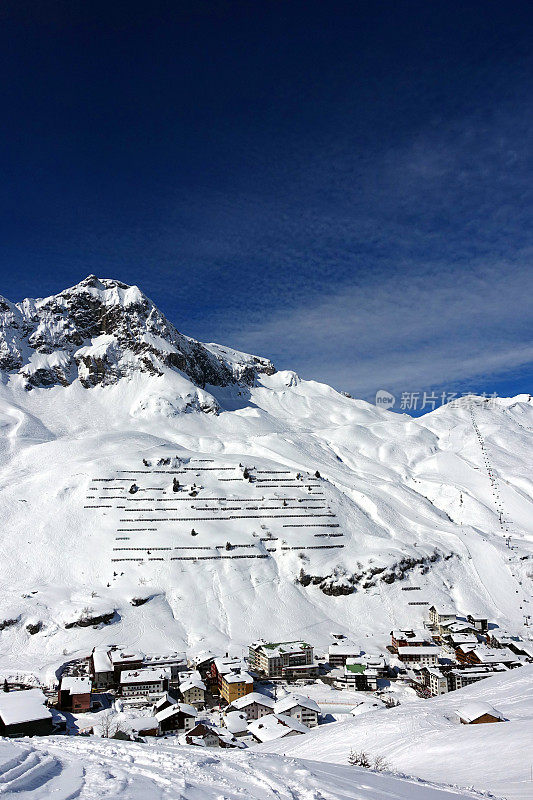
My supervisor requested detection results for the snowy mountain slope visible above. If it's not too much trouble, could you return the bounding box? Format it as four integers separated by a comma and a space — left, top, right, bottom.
259, 664, 533, 800
0, 278, 531, 681
0, 734, 490, 800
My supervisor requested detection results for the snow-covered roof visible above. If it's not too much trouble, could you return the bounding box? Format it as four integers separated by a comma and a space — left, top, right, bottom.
362, 654, 387, 668
228, 691, 275, 710
472, 647, 516, 664
179, 668, 202, 682
516, 641, 533, 657
155, 702, 197, 722
328, 642, 361, 656
274, 693, 320, 714
450, 665, 508, 677
443, 621, 475, 633
153, 692, 172, 709
248, 713, 308, 742
449, 633, 478, 644
121, 667, 170, 684
60, 676, 92, 695
224, 710, 249, 734
456, 701, 504, 723
92, 648, 113, 673
391, 629, 428, 641
430, 604, 456, 615
0, 689, 52, 725
189, 650, 216, 667
350, 699, 383, 716
110, 650, 144, 664
180, 676, 206, 693
129, 716, 159, 732
252, 641, 312, 658
186, 721, 243, 747
223, 671, 253, 684
213, 656, 246, 675
397, 647, 439, 656
143, 652, 186, 666
426, 667, 445, 677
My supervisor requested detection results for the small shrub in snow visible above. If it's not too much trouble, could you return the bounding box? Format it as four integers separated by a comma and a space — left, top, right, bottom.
384, 697, 400, 708
348, 750, 371, 768
348, 750, 389, 771
372, 755, 389, 771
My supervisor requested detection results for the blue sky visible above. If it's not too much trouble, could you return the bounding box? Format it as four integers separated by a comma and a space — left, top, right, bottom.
0, 1, 531, 411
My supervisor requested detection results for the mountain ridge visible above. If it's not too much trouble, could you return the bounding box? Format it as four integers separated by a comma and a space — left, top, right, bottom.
0, 275, 275, 392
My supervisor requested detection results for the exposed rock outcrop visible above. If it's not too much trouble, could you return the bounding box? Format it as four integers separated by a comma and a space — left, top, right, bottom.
0, 276, 275, 393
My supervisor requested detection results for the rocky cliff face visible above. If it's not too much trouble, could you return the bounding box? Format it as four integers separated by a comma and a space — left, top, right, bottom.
0, 276, 275, 391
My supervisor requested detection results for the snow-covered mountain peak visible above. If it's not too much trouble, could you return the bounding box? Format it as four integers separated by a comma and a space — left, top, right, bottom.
0, 276, 275, 392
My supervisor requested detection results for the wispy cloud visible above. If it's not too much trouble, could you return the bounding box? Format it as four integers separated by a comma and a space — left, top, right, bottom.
215, 256, 532, 401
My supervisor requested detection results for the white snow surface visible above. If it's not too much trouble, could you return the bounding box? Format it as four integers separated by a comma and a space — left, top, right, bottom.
0, 735, 486, 800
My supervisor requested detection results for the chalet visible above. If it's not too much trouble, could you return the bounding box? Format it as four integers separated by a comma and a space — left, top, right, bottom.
152, 691, 179, 715
248, 713, 308, 743
454, 644, 476, 664
226, 691, 275, 720
184, 721, 243, 748
0, 689, 53, 738
429, 605, 456, 631
155, 701, 197, 733
220, 670, 254, 704
179, 673, 206, 708
120, 667, 170, 699
456, 701, 504, 725
390, 630, 430, 652
396, 646, 439, 667
327, 641, 361, 667
248, 640, 316, 678
90, 648, 114, 689
58, 676, 92, 712
274, 694, 320, 728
